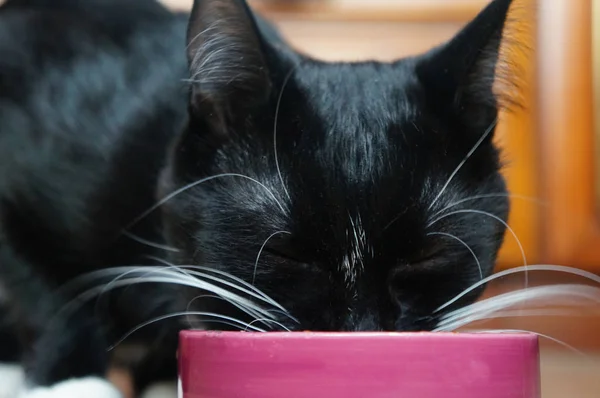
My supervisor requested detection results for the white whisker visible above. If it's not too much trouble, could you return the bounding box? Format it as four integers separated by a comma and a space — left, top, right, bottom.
185, 294, 217, 328
428, 208, 528, 288
436, 284, 600, 331
263, 308, 298, 322
463, 308, 594, 320
145, 257, 294, 317
93, 266, 197, 309
428, 119, 498, 211
171, 268, 281, 312
185, 293, 285, 330
144, 258, 299, 325
184, 318, 259, 331
123, 173, 286, 232
122, 231, 180, 253
431, 193, 544, 220
428, 231, 482, 279
466, 329, 588, 358
273, 66, 298, 204
435, 265, 600, 313
102, 266, 283, 315
146, 256, 271, 300
53, 268, 277, 336
253, 231, 291, 285
108, 311, 267, 350
245, 318, 292, 332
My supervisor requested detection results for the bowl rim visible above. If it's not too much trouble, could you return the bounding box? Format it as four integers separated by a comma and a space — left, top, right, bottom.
180, 330, 538, 340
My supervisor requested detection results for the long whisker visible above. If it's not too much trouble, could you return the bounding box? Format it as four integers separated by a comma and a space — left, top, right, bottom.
56, 265, 189, 296
428, 208, 528, 288
184, 318, 260, 331
97, 266, 284, 315
146, 257, 294, 317
185, 294, 217, 328
431, 193, 545, 220
273, 66, 298, 204
145, 259, 299, 325
93, 265, 201, 316
245, 317, 291, 332
436, 284, 600, 331
146, 256, 270, 299
56, 268, 277, 332
122, 173, 286, 232
253, 231, 291, 285
181, 266, 297, 323
122, 231, 180, 253
91, 265, 183, 319
428, 119, 498, 211
466, 308, 590, 319
108, 311, 267, 350
185, 293, 283, 330
466, 329, 588, 358
57, 262, 297, 332
428, 231, 482, 279
435, 265, 600, 313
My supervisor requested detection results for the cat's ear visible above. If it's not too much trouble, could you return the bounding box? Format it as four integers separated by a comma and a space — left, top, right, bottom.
416, 0, 516, 132
186, 0, 272, 126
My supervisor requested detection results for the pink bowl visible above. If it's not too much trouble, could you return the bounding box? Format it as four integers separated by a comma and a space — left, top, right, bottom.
179, 331, 540, 398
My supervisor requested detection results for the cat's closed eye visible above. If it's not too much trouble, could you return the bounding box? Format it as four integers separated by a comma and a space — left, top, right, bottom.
263, 247, 306, 267
406, 242, 447, 268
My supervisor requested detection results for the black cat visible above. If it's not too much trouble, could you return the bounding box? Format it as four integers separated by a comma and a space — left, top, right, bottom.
0, 0, 516, 396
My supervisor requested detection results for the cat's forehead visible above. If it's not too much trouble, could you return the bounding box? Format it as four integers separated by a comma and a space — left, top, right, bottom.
282, 61, 431, 183
292, 60, 422, 128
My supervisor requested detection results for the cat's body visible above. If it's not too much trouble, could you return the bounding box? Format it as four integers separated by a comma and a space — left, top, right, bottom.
0, 0, 190, 390
0, 0, 516, 396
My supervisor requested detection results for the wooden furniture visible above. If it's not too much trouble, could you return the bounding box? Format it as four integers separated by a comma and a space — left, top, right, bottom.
538, 0, 599, 271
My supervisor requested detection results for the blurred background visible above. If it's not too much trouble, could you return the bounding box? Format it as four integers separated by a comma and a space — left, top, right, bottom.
161, 0, 600, 396
0, 0, 597, 397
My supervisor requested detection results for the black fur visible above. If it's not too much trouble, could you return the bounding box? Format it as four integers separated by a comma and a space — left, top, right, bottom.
0, 0, 515, 393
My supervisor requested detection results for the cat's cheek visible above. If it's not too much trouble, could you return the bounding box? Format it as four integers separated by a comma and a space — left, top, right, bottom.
19, 378, 122, 398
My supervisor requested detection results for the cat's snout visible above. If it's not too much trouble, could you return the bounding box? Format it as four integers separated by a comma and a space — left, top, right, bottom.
340, 313, 383, 332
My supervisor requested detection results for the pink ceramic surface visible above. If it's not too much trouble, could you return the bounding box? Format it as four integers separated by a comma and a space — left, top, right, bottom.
179, 331, 540, 398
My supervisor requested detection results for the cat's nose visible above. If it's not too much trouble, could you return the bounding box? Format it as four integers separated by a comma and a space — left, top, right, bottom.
341, 316, 379, 331
340, 312, 392, 332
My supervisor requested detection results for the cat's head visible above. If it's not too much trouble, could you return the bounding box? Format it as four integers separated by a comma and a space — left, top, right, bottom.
161, 0, 515, 331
